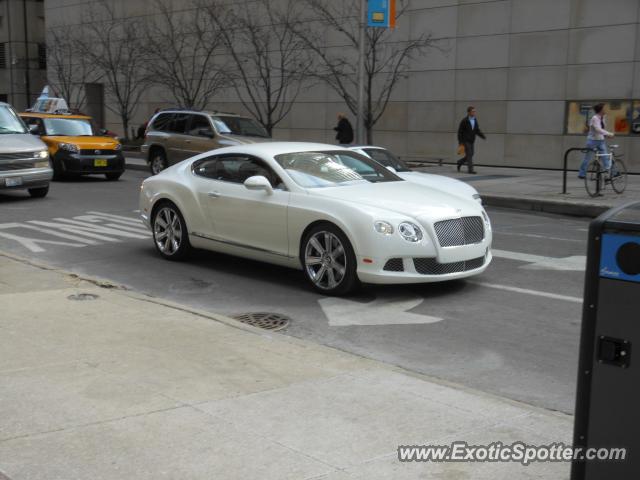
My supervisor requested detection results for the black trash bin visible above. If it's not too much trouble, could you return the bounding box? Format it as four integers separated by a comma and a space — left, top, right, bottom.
572, 201, 640, 479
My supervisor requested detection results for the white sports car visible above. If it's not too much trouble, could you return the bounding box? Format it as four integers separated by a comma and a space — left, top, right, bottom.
350, 145, 483, 203
139, 142, 492, 295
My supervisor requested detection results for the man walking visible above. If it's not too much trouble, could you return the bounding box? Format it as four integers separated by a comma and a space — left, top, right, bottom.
578, 103, 614, 179
334, 113, 354, 145
457, 106, 486, 174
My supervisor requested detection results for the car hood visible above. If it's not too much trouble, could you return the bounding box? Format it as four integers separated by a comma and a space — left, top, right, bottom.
43, 136, 120, 149
398, 171, 479, 197
0, 133, 47, 153
310, 180, 482, 221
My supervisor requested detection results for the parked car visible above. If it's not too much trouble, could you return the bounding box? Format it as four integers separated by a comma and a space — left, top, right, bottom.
0, 102, 52, 198
141, 109, 272, 175
139, 142, 492, 295
20, 112, 125, 181
350, 145, 483, 204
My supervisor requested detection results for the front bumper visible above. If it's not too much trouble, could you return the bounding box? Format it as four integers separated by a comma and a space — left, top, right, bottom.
54, 150, 125, 174
0, 167, 53, 190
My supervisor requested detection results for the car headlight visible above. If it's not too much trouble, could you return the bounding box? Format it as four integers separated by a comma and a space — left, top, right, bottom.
59, 143, 79, 153
473, 193, 482, 204
374, 221, 394, 235
114, 143, 122, 151
398, 222, 423, 243
36, 150, 49, 159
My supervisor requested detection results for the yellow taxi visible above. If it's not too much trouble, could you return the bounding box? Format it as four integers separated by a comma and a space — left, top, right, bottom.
19, 112, 125, 181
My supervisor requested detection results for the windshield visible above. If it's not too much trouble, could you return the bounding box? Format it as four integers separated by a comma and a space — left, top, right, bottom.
0, 106, 28, 134
43, 118, 94, 136
275, 150, 402, 188
211, 115, 270, 138
363, 148, 410, 172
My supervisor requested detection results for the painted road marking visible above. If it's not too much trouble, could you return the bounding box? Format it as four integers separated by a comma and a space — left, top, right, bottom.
0, 211, 149, 253
469, 281, 582, 304
492, 249, 586, 271
319, 295, 443, 327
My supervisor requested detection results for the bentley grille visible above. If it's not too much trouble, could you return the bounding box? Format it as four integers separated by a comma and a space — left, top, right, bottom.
433, 216, 484, 247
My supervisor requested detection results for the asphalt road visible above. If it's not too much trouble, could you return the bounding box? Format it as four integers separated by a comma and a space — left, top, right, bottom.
0, 169, 588, 414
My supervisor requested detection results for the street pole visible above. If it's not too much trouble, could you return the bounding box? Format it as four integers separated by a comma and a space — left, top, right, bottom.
357, 0, 366, 145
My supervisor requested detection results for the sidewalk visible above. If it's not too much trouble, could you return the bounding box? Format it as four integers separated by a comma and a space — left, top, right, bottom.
0, 253, 572, 479
125, 153, 638, 218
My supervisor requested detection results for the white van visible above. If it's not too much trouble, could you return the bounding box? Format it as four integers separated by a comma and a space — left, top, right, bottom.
0, 102, 52, 198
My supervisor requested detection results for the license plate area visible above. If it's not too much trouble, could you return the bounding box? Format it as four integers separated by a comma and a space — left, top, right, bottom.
5, 177, 23, 187
94, 159, 108, 167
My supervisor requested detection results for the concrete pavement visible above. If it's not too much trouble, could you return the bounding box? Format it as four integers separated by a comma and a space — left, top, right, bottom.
0, 252, 572, 479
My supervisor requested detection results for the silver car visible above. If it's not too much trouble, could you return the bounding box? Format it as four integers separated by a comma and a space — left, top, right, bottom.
0, 102, 52, 198
141, 109, 271, 175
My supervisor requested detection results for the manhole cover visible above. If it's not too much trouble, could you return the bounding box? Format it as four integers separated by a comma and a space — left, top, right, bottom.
67, 293, 99, 301
232, 312, 291, 331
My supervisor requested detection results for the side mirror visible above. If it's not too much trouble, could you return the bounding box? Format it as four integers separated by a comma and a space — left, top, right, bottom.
244, 175, 273, 194
29, 124, 40, 135
198, 129, 215, 139
99, 128, 108, 135
386, 165, 397, 174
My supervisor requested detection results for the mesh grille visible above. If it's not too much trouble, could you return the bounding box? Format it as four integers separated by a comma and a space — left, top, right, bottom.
0, 162, 36, 171
413, 256, 485, 275
434, 216, 484, 247
80, 149, 117, 156
383, 258, 404, 272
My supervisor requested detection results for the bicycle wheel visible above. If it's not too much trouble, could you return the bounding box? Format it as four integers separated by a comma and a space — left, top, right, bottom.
585, 159, 603, 197
610, 159, 628, 194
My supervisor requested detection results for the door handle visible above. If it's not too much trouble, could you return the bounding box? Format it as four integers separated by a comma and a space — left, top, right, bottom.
208, 191, 221, 198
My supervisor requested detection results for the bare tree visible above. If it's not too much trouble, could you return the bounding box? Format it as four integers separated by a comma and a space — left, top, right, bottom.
46, 28, 101, 111
143, 0, 228, 110
200, 0, 313, 136
78, 0, 150, 139
295, 0, 436, 143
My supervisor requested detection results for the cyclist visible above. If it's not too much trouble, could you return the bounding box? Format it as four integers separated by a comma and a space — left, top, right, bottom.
578, 103, 614, 179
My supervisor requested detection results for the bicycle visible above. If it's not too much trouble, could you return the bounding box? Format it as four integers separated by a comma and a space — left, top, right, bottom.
584, 144, 628, 197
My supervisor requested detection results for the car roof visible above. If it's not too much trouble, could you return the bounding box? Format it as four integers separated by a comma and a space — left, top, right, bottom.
213, 142, 348, 157
349, 145, 385, 150
156, 109, 245, 117
20, 112, 92, 120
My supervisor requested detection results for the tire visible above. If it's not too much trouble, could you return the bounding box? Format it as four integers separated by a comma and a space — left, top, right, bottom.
301, 223, 359, 296
584, 159, 602, 197
28, 186, 49, 198
610, 159, 627, 194
105, 172, 123, 181
151, 202, 191, 260
51, 157, 65, 180
149, 149, 168, 175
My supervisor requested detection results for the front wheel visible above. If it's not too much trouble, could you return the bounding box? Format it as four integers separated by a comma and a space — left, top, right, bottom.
152, 202, 191, 260
610, 159, 627, 194
301, 224, 359, 295
28, 186, 49, 198
584, 159, 603, 197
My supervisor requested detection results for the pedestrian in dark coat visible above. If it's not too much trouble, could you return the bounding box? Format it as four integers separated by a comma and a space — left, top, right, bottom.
457, 106, 486, 174
334, 113, 354, 145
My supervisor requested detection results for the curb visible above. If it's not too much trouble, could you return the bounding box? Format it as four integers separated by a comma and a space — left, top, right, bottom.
481, 194, 611, 218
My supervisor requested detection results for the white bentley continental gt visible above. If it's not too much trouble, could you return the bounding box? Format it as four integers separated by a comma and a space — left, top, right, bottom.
139, 142, 492, 295
350, 145, 484, 203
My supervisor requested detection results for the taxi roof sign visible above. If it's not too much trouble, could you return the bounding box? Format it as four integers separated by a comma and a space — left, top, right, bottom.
29, 85, 71, 114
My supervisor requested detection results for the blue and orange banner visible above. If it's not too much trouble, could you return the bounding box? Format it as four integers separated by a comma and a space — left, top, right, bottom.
367, 0, 396, 28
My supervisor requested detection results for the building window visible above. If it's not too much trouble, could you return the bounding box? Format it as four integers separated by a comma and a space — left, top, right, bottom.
0, 43, 6, 69
38, 43, 46, 70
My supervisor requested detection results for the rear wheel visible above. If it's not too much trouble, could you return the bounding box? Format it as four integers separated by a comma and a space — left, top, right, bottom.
149, 150, 168, 175
105, 172, 122, 181
301, 223, 359, 295
584, 159, 602, 197
28, 186, 49, 198
152, 202, 191, 260
610, 159, 627, 194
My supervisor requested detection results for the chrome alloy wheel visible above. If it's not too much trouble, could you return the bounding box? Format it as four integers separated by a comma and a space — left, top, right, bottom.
304, 231, 347, 290
151, 156, 166, 175
154, 207, 183, 255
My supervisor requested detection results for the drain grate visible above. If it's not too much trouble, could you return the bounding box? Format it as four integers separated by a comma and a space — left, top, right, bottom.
232, 312, 291, 331
67, 293, 99, 301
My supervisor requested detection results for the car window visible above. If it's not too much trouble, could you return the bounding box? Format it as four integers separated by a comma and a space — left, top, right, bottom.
22, 116, 45, 135
193, 155, 284, 189
187, 115, 213, 136
364, 148, 410, 172
42, 118, 93, 136
151, 113, 173, 131
210, 115, 270, 138
0, 105, 28, 134
275, 150, 401, 188
168, 113, 190, 134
